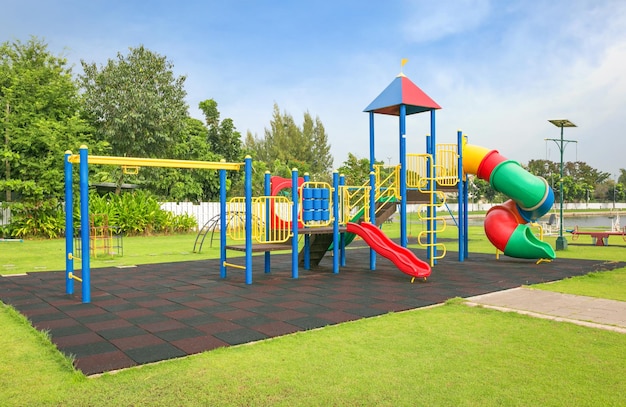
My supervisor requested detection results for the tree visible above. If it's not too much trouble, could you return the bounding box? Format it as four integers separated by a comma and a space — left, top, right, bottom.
79, 45, 188, 160
141, 100, 245, 202
1, 37, 94, 202
337, 153, 375, 186
0, 37, 99, 237
618, 169, 626, 186
140, 117, 223, 202
526, 159, 611, 202
198, 99, 244, 193
306, 112, 333, 179
245, 104, 333, 181
199, 99, 243, 163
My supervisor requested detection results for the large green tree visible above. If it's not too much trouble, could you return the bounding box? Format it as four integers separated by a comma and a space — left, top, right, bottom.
142, 100, 244, 202
79, 45, 188, 159
1, 37, 93, 202
0, 37, 96, 237
245, 104, 333, 181
199, 99, 243, 164
141, 117, 218, 202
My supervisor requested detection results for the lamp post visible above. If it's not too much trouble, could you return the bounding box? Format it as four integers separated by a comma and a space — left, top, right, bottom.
546, 119, 577, 251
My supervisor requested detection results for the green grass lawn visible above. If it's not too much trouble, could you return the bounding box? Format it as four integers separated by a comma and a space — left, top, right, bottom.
1, 218, 625, 406
532, 268, 626, 301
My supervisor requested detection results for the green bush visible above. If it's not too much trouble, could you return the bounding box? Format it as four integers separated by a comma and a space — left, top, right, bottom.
87, 190, 196, 236
3, 199, 65, 239
3, 190, 197, 238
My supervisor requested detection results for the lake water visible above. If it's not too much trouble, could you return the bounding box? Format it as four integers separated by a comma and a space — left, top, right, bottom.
551, 214, 619, 230
467, 213, 620, 230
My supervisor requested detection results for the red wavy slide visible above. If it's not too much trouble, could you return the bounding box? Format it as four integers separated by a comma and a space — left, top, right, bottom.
346, 222, 431, 279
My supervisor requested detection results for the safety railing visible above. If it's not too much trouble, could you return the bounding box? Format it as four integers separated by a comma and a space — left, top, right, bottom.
227, 196, 293, 244
435, 143, 459, 187
226, 198, 247, 241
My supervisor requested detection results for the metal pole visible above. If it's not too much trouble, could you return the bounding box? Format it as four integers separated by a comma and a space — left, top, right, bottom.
219, 166, 227, 278
556, 124, 566, 249
291, 168, 299, 279
244, 156, 252, 284
547, 119, 576, 251
79, 146, 91, 303
64, 151, 74, 295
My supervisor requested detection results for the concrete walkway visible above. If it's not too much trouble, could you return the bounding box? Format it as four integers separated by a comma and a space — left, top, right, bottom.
466, 287, 626, 334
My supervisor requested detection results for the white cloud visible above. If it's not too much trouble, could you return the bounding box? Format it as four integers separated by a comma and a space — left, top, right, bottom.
401, 0, 491, 43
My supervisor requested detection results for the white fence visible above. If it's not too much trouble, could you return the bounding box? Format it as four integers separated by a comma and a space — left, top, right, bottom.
0, 206, 9, 226
2, 201, 625, 230
160, 202, 221, 230
161, 201, 626, 231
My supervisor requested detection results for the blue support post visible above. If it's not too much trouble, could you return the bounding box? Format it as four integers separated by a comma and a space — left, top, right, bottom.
244, 156, 253, 284
462, 135, 469, 260
430, 110, 438, 263
369, 112, 375, 172
291, 168, 299, 279
64, 151, 74, 295
339, 174, 346, 267
332, 171, 339, 273
302, 173, 310, 270
399, 104, 407, 248
456, 130, 465, 261
219, 166, 227, 278
264, 171, 271, 273
369, 171, 376, 271
79, 146, 91, 303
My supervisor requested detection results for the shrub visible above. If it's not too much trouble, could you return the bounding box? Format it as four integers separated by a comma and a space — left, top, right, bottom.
3, 199, 65, 239
86, 190, 196, 236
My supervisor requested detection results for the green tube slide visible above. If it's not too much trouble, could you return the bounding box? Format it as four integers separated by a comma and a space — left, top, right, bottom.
490, 160, 547, 211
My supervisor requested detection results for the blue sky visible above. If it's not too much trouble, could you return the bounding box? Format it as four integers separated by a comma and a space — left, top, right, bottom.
2, 0, 625, 177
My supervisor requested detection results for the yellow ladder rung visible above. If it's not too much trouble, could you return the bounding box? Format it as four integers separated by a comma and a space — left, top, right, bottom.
223, 261, 246, 270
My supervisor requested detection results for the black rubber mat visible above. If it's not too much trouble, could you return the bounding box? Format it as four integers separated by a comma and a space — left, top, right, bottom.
1, 248, 622, 375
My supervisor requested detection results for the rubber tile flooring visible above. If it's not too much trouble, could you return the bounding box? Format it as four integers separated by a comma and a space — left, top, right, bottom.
1, 248, 623, 375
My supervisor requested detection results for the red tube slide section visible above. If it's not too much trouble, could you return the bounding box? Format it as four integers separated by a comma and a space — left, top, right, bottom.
346, 222, 431, 279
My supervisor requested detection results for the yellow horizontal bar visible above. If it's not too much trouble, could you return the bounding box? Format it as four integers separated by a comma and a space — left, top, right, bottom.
223, 261, 246, 270
68, 272, 82, 282
68, 154, 242, 171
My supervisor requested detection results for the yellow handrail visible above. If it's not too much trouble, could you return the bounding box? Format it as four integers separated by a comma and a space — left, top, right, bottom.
227, 196, 293, 244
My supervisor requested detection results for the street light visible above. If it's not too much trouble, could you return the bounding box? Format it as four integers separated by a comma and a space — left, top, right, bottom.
546, 119, 577, 251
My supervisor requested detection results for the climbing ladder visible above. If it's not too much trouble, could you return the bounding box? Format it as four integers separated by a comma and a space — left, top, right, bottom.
406, 144, 459, 266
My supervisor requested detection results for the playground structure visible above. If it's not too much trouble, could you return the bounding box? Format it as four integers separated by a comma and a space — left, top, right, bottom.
569, 212, 626, 246
64, 148, 242, 303
64, 69, 558, 304
74, 214, 123, 259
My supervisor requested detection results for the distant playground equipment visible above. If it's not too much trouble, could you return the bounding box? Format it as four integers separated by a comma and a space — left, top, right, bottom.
64, 66, 557, 304
569, 212, 626, 246
74, 214, 123, 259
539, 212, 560, 236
